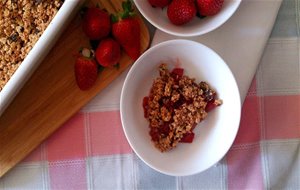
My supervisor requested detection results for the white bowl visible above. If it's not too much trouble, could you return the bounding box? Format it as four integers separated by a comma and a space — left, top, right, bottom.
133, 0, 241, 37
120, 40, 241, 176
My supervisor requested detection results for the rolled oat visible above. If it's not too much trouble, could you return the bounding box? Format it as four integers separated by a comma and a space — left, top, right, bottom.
143, 64, 222, 152
0, 0, 64, 91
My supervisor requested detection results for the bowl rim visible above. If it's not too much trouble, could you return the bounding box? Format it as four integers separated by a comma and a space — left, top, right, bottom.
133, 0, 242, 37
120, 39, 241, 176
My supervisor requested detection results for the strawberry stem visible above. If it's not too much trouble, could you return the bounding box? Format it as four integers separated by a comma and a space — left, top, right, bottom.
81, 48, 92, 58
111, 0, 135, 22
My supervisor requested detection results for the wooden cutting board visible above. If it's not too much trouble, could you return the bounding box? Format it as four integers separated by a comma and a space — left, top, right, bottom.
0, 0, 150, 177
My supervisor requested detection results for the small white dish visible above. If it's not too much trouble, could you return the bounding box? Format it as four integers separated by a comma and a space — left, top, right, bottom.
133, 0, 241, 37
120, 39, 241, 176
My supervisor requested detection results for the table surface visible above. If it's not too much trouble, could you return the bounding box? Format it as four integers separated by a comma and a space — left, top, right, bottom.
0, 0, 299, 189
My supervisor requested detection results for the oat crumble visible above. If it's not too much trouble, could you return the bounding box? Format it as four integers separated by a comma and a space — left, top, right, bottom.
0, 0, 64, 91
143, 64, 222, 152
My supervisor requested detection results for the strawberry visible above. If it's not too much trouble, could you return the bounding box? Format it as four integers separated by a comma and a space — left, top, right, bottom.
74, 48, 98, 90
205, 99, 222, 112
180, 132, 195, 143
95, 38, 121, 67
112, 0, 141, 60
148, 0, 171, 8
167, 0, 197, 25
82, 7, 111, 40
196, 0, 224, 16
112, 18, 140, 60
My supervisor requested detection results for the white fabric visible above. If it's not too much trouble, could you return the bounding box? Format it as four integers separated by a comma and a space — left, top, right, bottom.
151, 0, 282, 103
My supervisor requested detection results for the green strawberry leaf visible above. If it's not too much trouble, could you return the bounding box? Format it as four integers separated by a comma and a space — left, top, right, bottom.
97, 64, 105, 73
111, 14, 119, 23
122, 0, 132, 13
114, 63, 120, 69
113, 0, 135, 21
120, 0, 135, 19
120, 11, 130, 19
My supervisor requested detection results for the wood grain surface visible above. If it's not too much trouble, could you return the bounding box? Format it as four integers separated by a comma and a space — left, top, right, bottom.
0, 0, 150, 177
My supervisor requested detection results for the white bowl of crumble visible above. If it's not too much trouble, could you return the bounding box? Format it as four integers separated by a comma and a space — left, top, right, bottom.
120, 39, 241, 176
0, 0, 83, 115
133, 0, 241, 37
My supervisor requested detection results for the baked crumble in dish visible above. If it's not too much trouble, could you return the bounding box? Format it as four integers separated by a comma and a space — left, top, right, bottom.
143, 63, 222, 152
0, 0, 64, 91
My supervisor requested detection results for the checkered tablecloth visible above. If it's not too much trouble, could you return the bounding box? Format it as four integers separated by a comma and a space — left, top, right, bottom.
0, 0, 299, 189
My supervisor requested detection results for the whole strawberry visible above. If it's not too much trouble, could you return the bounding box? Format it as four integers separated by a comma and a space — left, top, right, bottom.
167, 0, 197, 25
196, 0, 224, 16
75, 48, 98, 90
112, 0, 141, 60
82, 7, 111, 40
148, 0, 171, 8
95, 38, 121, 67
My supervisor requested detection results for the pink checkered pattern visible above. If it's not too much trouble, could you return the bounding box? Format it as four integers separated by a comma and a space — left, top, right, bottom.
2, 55, 298, 190
1, 1, 299, 189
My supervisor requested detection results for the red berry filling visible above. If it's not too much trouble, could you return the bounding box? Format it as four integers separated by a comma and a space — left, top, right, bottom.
143, 64, 222, 152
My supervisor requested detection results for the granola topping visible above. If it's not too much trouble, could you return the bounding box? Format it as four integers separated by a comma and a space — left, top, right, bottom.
0, 0, 64, 91
143, 63, 222, 152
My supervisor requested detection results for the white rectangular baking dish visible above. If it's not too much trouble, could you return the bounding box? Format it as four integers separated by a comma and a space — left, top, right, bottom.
0, 0, 84, 116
